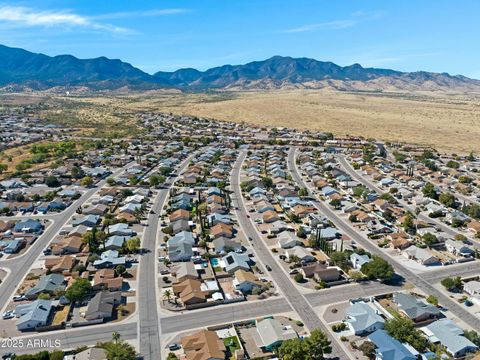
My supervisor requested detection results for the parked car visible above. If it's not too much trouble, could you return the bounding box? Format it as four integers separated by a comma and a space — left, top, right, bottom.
2, 311, 14, 320
168, 343, 180, 351
13, 295, 25, 302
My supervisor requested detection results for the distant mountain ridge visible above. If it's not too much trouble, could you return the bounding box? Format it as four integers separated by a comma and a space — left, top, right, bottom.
1, 44, 479, 92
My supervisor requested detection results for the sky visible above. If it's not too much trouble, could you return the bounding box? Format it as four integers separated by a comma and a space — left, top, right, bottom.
0, 0, 479, 78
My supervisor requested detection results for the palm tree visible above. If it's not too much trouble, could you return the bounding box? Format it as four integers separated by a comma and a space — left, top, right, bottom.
163, 289, 173, 303
112, 331, 121, 344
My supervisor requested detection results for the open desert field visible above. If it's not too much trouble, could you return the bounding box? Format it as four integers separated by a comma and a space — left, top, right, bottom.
145, 90, 479, 154
4, 89, 479, 153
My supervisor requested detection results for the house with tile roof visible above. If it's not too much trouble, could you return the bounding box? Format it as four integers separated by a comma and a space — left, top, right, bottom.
180, 330, 226, 360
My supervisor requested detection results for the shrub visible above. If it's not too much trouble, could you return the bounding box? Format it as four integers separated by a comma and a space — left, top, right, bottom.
294, 273, 304, 283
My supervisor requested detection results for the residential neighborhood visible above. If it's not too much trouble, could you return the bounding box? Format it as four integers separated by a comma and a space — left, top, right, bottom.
0, 110, 479, 360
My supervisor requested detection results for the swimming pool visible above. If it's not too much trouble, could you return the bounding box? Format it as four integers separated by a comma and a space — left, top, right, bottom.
211, 258, 220, 267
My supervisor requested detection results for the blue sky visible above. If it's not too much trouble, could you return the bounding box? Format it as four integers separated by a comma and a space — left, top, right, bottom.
0, 0, 479, 78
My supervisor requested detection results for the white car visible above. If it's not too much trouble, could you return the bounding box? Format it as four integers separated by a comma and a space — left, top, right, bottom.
2, 311, 14, 320
12, 295, 25, 302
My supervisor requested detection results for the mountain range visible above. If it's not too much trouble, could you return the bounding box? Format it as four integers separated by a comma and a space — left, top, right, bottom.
1, 44, 479, 92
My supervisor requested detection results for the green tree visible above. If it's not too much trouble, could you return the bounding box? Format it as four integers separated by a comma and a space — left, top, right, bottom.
426, 295, 438, 306
422, 232, 438, 246
163, 289, 173, 303
402, 213, 415, 234
329, 251, 351, 271
99, 334, 136, 360
277, 338, 307, 360
358, 341, 376, 358
71, 166, 85, 179
167, 353, 179, 360
298, 187, 308, 197
50, 350, 64, 360
106, 177, 116, 186
446, 160, 460, 169
305, 328, 332, 359
81, 176, 94, 187
464, 330, 480, 347
124, 237, 141, 253
294, 273, 304, 283
330, 198, 342, 209
149, 174, 164, 187
112, 331, 121, 344
66, 278, 92, 302
459, 176, 472, 184
441, 276, 463, 292
455, 234, 467, 241
277, 329, 331, 360
422, 182, 438, 199
361, 256, 394, 282
115, 265, 126, 276
379, 193, 396, 203
45, 175, 60, 187
439, 192, 456, 208
353, 185, 367, 198
0, 163, 8, 174
296, 227, 307, 239
261, 176, 273, 189
384, 317, 426, 351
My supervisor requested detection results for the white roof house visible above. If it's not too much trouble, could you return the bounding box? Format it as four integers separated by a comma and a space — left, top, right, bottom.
345, 301, 384, 335
421, 319, 477, 358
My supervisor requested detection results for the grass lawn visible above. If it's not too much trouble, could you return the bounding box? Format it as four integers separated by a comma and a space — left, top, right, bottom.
223, 336, 241, 356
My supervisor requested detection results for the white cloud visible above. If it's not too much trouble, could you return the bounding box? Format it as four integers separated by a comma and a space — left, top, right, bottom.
93, 8, 190, 20
284, 20, 356, 33
0, 5, 130, 33
283, 10, 385, 34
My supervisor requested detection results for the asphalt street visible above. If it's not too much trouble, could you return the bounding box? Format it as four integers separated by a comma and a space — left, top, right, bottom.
336, 155, 464, 239
0, 163, 131, 314
137, 157, 192, 360
5, 323, 137, 355
7, 149, 475, 358
231, 151, 350, 360
288, 147, 480, 331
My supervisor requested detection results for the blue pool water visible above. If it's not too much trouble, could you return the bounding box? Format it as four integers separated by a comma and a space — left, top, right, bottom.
211, 258, 220, 267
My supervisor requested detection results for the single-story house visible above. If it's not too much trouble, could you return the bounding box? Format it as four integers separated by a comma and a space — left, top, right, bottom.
346, 301, 385, 335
